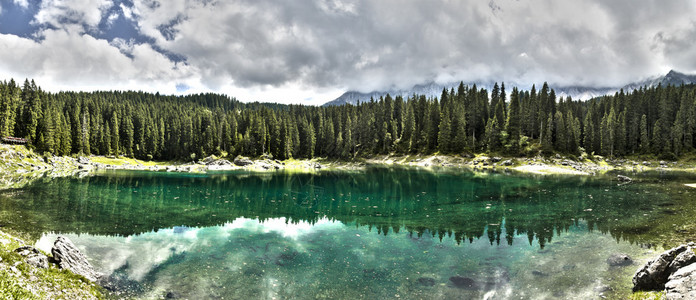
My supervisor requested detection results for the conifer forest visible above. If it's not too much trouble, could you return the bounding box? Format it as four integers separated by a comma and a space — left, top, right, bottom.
1, 79, 695, 161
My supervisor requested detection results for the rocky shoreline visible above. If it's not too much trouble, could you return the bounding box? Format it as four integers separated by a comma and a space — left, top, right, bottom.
3, 144, 696, 183
0, 230, 103, 299
633, 243, 696, 299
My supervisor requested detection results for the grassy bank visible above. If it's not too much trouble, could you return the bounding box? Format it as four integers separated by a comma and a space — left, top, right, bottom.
0, 230, 105, 299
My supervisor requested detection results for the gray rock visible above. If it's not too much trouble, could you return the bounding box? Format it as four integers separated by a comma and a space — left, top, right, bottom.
617, 175, 633, 182
14, 246, 48, 269
668, 249, 696, 275
416, 277, 436, 287
77, 156, 90, 164
205, 158, 232, 166
665, 263, 696, 300
607, 254, 633, 266
633, 244, 694, 291
233, 156, 254, 166
449, 276, 477, 289
200, 156, 216, 164
52, 236, 100, 282
501, 160, 513, 166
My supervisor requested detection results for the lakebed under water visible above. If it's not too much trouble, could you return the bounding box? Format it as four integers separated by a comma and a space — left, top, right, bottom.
1, 168, 695, 299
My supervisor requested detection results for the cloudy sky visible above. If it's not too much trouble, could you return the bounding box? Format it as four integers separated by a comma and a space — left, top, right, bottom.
0, 0, 695, 105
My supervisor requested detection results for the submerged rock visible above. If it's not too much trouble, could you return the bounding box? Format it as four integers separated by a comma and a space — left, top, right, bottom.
98, 272, 144, 294
607, 254, 633, 267
14, 245, 48, 268
416, 277, 436, 287
449, 276, 477, 289
274, 250, 298, 266
52, 236, 100, 282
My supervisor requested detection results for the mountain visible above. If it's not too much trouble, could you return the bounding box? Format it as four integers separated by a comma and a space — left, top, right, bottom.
322, 70, 696, 106
623, 70, 696, 92
322, 82, 457, 107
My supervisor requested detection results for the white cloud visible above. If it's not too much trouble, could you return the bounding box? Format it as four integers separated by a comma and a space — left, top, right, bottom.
0, 29, 193, 94
35, 217, 344, 281
106, 12, 118, 25
120, 0, 696, 96
1, 0, 696, 104
120, 3, 132, 20
33, 0, 113, 32
13, 0, 29, 9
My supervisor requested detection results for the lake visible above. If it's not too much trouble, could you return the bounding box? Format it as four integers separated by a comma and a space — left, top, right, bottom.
1, 168, 695, 299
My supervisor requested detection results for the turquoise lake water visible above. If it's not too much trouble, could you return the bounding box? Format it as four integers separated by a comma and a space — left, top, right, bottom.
1, 168, 695, 299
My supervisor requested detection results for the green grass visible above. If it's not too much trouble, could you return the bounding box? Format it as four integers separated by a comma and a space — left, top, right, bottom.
627, 291, 665, 300
89, 155, 170, 167
0, 231, 105, 299
0, 269, 38, 300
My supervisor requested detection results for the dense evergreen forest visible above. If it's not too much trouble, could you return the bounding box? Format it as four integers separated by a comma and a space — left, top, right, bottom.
0, 78, 694, 161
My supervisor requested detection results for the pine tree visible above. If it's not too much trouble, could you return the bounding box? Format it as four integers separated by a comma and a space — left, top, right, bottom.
427, 100, 440, 152
111, 111, 120, 156
451, 103, 467, 153
506, 87, 521, 154
0, 79, 20, 137
640, 114, 649, 153
553, 111, 566, 152
401, 105, 416, 153
19, 79, 42, 142
484, 118, 501, 152
542, 113, 554, 154
438, 109, 451, 153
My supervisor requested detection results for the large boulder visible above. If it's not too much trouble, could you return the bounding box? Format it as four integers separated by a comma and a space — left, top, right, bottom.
233, 156, 254, 166
51, 236, 100, 282
665, 263, 696, 300
669, 248, 696, 274
617, 175, 633, 182
633, 243, 696, 292
14, 246, 48, 269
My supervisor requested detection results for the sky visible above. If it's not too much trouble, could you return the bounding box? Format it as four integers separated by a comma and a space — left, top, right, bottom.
0, 0, 695, 105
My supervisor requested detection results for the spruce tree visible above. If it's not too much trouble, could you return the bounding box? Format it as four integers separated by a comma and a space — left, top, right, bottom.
639, 114, 649, 153
506, 88, 521, 154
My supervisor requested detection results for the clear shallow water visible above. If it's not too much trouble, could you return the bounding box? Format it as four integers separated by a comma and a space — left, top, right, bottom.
1, 168, 696, 299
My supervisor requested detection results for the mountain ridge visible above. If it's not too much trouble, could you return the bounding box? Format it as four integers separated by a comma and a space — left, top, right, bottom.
322, 70, 696, 106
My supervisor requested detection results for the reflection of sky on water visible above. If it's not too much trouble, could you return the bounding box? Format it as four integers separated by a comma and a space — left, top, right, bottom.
37, 217, 344, 281
35, 217, 656, 299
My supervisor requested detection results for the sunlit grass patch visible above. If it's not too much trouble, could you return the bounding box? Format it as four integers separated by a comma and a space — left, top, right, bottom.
628, 291, 665, 300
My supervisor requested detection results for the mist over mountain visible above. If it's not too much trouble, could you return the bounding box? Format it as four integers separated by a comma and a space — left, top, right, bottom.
322, 70, 696, 106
